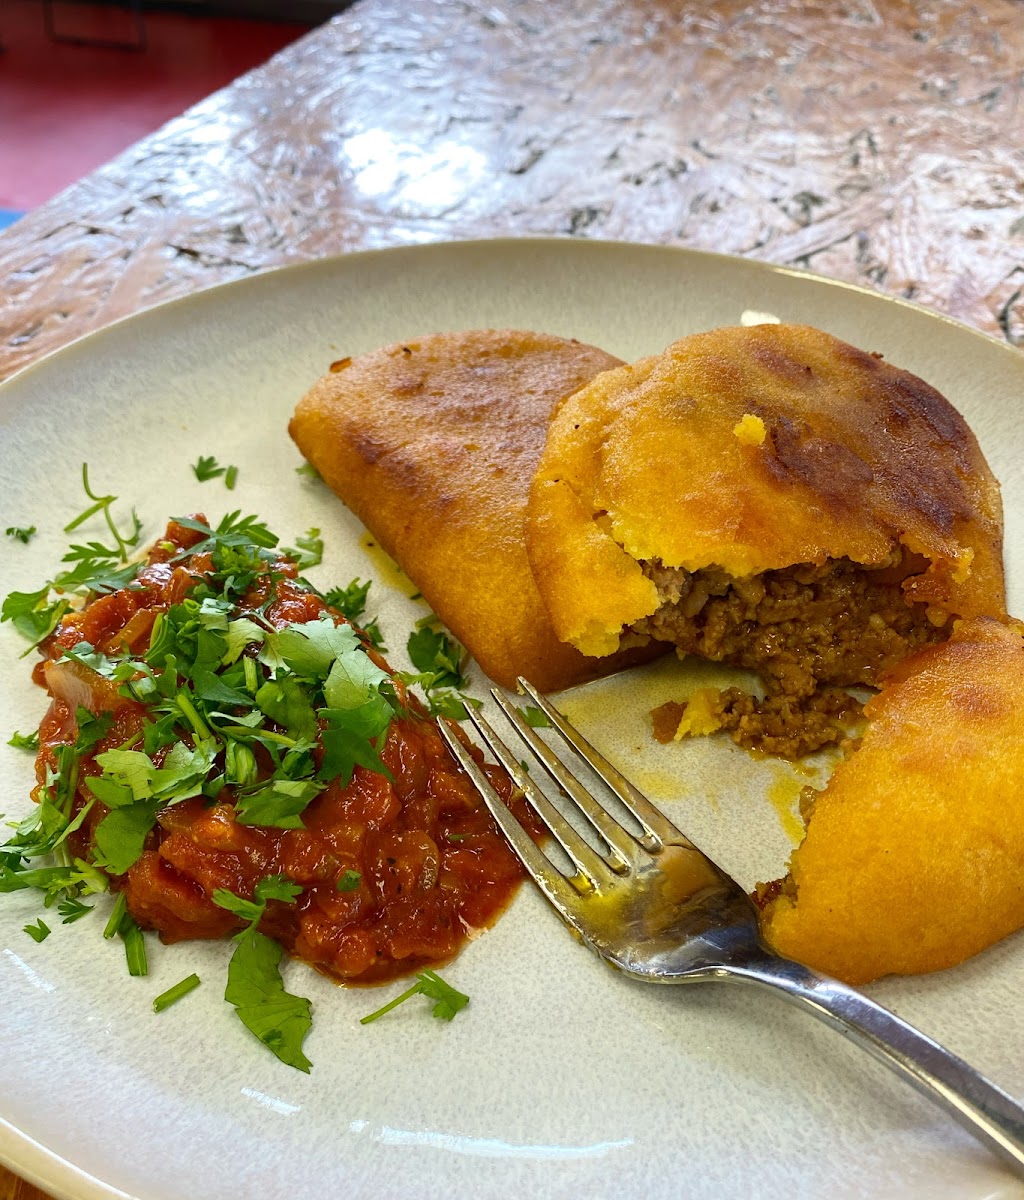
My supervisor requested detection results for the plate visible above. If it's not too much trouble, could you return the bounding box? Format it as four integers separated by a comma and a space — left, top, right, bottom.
1, 239, 1023, 1200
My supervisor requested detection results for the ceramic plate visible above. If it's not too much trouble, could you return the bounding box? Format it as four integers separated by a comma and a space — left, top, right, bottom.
1, 240, 1023, 1200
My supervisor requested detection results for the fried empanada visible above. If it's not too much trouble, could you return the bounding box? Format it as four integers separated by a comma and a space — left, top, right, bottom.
289, 329, 651, 691
527, 323, 1006, 720
759, 618, 1024, 984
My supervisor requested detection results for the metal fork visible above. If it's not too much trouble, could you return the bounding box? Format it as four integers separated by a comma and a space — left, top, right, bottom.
438, 677, 1024, 1174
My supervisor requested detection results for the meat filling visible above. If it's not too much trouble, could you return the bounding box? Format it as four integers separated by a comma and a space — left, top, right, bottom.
636, 553, 950, 757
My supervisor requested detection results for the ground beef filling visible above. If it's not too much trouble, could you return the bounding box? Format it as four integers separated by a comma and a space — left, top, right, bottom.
637, 555, 949, 757
652, 686, 864, 758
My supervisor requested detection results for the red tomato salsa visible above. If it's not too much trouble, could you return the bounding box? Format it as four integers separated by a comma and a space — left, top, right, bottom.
33, 518, 535, 984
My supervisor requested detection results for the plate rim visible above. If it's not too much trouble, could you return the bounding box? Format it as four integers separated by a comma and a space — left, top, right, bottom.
4, 237, 1022, 399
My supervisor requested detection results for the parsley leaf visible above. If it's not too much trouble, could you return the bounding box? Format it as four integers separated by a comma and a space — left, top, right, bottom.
359, 969, 469, 1025
6, 525, 36, 544
24, 918, 50, 943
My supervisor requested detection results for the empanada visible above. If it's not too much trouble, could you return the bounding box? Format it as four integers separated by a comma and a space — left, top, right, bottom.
290, 329, 652, 691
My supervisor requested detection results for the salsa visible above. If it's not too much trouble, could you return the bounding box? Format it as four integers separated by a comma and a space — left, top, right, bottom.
31, 517, 535, 986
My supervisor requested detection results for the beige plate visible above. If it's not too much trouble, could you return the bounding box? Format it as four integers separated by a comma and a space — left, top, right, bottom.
0, 239, 1022, 1200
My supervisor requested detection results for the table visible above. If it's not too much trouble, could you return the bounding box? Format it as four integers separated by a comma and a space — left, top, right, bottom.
1, 0, 1022, 1195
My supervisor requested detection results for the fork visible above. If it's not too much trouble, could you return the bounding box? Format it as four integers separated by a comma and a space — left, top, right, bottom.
438, 677, 1024, 1174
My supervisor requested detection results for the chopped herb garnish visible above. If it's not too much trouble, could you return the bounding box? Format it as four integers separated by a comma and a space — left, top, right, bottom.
215, 876, 311, 1071
120, 913, 149, 977
192, 455, 239, 487
193, 456, 222, 482
6, 525, 36, 544
359, 969, 469, 1025
58, 896, 93, 924
2, 485, 474, 1072
397, 615, 476, 720
153, 973, 201, 1013
226, 928, 313, 1072
7, 730, 39, 752
64, 464, 142, 563
1, 467, 142, 654
283, 528, 323, 569
24, 918, 50, 943
518, 705, 551, 729
295, 463, 321, 481
323, 577, 372, 622
103, 891, 127, 939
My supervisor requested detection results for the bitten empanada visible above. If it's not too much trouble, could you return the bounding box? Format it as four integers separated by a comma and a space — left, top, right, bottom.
289, 329, 651, 691
527, 323, 1005, 748
759, 618, 1024, 984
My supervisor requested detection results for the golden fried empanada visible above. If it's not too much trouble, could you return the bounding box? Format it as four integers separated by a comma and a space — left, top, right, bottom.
759, 618, 1024, 984
527, 323, 1005, 710
290, 329, 651, 691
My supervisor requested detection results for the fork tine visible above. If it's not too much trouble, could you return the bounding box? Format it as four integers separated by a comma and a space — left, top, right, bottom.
490, 689, 638, 866
436, 720, 585, 926
517, 677, 695, 853
463, 704, 619, 888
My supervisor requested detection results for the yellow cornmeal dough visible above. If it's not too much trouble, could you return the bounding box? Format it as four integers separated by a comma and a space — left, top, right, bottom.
759, 619, 1024, 985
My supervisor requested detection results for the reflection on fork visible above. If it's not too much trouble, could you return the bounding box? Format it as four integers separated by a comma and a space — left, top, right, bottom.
438, 678, 1024, 1176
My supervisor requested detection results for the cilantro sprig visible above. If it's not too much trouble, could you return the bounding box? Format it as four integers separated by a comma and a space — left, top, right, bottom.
359, 969, 469, 1025
1, 466, 143, 652
396, 614, 477, 720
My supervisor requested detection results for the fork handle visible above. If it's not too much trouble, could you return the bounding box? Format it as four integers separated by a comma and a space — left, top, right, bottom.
724, 954, 1024, 1172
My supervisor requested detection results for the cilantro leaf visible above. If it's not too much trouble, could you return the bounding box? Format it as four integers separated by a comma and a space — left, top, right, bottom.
1, 587, 69, 646
283, 528, 324, 570
7, 730, 40, 752
6, 525, 36, 544
57, 896, 93, 923
63, 465, 142, 563
256, 677, 318, 742
24, 918, 50, 943
92, 801, 160, 875
225, 929, 313, 1072
322, 578, 371, 622
193, 456, 225, 482
518, 705, 551, 729
318, 712, 393, 788
335, 870, 361, 892
235, 778, 324, 828
407, 621, 466, 688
